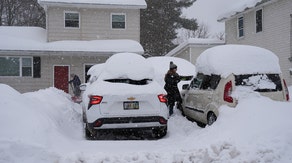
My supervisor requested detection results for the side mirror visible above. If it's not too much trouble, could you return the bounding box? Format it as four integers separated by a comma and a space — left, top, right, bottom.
182, 84, 189, 90
79, 84, 87, 91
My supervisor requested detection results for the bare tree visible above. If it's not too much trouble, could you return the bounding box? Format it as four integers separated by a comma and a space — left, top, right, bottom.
1, 0, 45, 27
214, 31, 225, 41
195, 23, 210, 38
175, 22, 211, 44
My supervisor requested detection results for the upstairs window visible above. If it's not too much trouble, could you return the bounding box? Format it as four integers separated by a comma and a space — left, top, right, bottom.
111, 13, 126, 29
238, 16, 244, 38
0, 57, 32, 77
256, 9, 263, 33
65, 12, 79, 28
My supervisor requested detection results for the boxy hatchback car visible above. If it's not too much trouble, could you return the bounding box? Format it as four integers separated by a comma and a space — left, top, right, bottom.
81, 53, 169, 139
182, 45, 290, 127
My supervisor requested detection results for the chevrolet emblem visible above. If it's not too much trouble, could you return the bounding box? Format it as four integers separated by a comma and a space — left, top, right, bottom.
127, 97, 136, 101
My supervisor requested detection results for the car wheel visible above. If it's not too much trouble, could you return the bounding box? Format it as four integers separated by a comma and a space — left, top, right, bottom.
85, 123, 97, 140
181, 108, 185, 117
207, 112, 217, 126
152, 127, 167, 139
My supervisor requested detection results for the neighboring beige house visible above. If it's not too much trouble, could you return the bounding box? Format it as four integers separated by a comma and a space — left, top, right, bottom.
218, 0, 292, 85
0, 0, 146, 93
166, 38, 225, 64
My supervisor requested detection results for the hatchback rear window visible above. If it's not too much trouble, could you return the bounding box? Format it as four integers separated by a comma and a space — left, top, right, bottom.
104, 79, 152, 85
235, 74, 282, 92
190, 73, 221, 90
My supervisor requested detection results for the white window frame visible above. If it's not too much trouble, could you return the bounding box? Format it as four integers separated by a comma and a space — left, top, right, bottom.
255, 8, 263, 33
0, 56, 33, 77
111, 13, 126, 30
64, 11, 80, 29
237, 16, 244, 38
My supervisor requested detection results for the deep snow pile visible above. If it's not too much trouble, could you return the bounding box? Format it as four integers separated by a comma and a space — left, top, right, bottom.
0, 84, 292, 163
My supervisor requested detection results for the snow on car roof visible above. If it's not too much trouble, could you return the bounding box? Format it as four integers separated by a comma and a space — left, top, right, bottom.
196, 45, 282, 77
99, 53, 154, 81
146, 56, 196, 77
83, 53, 165, 99
146, 56, 196, 90
87, 63, 104, 77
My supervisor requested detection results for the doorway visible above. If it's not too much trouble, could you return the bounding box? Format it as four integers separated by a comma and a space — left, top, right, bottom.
54, 65, 69, 93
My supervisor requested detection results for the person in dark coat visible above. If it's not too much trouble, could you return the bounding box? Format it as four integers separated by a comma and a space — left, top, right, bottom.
164, 61, 182, 116
69, 73, 81, 97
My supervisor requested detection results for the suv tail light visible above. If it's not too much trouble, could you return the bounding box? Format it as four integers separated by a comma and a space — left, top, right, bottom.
159, 117, 167, 124
89, 95, 103, 105
224, 81, 234, 103
158, 94, 167, 103
283, 79, 290, 101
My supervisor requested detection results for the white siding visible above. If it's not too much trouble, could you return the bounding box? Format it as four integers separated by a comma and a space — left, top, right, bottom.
47, 7, 141, 42
225, 0, 292, 85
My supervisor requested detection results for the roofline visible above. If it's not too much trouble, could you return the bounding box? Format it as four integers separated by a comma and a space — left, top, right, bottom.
0, 50, 144, 56
218, 0, 278, 22
39, 2, 147, 10
166, 40, 225, 57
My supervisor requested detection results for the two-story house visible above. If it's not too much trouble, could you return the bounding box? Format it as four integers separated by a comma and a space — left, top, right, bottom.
218, 0, 292, 85
0, 0, 147, 93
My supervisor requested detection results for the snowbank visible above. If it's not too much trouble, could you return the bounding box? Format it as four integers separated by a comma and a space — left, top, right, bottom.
196, 44, 282, 77
0, 84, 292, 162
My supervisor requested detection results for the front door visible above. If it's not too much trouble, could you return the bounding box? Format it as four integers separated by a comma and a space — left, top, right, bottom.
54, 65, 69, 93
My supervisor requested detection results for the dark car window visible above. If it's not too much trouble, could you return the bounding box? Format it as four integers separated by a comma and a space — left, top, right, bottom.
235, 74, 282, 92
104, 78, 152, 85
190, 73, 221, 90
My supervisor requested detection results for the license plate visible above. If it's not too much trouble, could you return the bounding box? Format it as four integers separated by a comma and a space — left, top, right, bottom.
123, 101, 139, 110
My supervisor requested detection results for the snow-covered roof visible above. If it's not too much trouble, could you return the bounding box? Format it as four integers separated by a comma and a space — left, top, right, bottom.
196, 44, 282, 77
0, 26, 144, 55
166, 38, 225, 57
38, 0, 147, 9
217, 0, 276, 22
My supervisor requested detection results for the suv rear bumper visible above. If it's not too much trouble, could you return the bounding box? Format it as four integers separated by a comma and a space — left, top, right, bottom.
88, 116, 167, 130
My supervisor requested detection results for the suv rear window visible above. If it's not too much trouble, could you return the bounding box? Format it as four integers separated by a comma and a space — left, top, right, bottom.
190, 73, 221, 90
104, 79, 152, 85
235, 74, 282, 92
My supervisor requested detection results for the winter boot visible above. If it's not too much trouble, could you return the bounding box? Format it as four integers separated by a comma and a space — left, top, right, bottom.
169, 105, 174, 116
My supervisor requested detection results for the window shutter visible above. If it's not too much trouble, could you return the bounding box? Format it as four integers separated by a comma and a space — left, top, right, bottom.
33, 57, 41, 78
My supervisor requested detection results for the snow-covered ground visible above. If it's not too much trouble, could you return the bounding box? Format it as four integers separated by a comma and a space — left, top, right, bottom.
0, 83, 292, 163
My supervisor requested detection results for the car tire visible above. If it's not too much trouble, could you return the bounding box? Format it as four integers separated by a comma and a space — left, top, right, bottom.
207, 112, 217, 126
181, 108, 185, 117
152, 127, 167, 139
85, 123, 97, 140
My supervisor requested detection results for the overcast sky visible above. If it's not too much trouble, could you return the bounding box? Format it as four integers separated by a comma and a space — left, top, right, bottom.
183, 0, 239, 35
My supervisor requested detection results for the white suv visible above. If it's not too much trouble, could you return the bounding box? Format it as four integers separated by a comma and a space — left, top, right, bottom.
81, 53, 168, 139
182, 45, 290, 127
